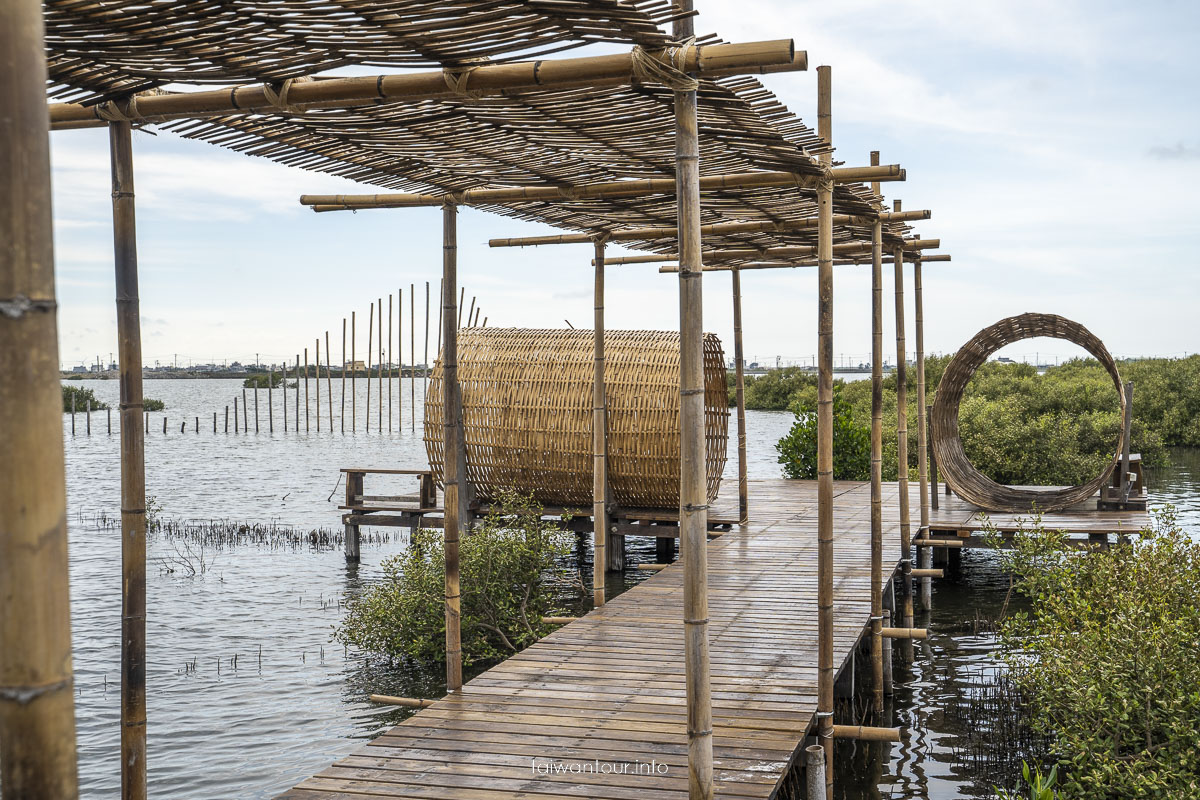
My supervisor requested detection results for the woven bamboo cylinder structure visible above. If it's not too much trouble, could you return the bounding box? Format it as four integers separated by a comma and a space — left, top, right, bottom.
425, 328, 729, 508
931, 313, 1125, 512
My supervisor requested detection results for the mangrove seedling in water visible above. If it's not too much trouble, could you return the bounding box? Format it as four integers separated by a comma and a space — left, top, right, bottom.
336, 490, 581, 666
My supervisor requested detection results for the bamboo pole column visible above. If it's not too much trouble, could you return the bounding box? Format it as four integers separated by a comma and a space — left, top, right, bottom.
442, 203, 465, 691
388, 294, 393, 433
869, 152, 885, 713
424, 281, 431, 408
315, 340, 321, 432
282, 360, 288, 431
351, 312, 356, 432
109, 119, 147, 800
304, 347, 310, 433
341, 320, 347, 433
377, 297, 383, 433
366, 305, 373, 433
268, 363, 274, 432
915, 257, 931, 611
411, 283, 416, 431
893, 224, 915, 662
0, 4, 80, 793
731, 267, 748, 524
592, 239, 609, 607
815, 64, 836, 800
294, 354, 300, 430
674, 5, 714, 797
326, 331, 334, 430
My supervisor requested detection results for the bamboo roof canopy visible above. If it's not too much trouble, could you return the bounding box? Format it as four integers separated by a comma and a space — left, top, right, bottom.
42, 2, 937, 259
424, 328, 729, 508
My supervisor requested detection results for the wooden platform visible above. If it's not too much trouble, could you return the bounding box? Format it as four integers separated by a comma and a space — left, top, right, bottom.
927, 486, 1150, 542
277, 479, 1152, 799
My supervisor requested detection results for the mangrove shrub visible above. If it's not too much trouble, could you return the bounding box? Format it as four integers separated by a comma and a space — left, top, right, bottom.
990, 509, 1200, 798
776, 394, 871, 480
336, 491, 580, 666
62, 385, 108, 411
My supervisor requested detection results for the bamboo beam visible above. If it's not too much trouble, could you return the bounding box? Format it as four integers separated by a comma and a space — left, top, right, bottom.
51, 39, 803, 130
109, 120, 148, 800
915, 255, 932, 612
814, 64, 835, 800
914, 538, 963, 548
881, 627, 928, 640
657, 253, 953, 271
368, 695, 434, 708
869, 154, 885, 716
893, 211, 915, 664
489, 209, 931, 248
912, 568, 943, 578
832, 724, 902, 742
592, 239, 608, 607
0, 1, 80, 793
637, 562, 670, 571
675, 6, 714, 798
731, 268, 748, 524
621, 238, 940, 269
304, 165, 903, 212
442, 204, 464, 692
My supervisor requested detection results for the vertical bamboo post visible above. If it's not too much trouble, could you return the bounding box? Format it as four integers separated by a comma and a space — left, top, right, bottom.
341, 320, 347, 433
472, 307, 481, 327
234, 396, 239, 433
315, 340, 321, 432
366, 303, 374, 433
253, 382, 259, 433
108, 406, 112, 434
457, 287, 465, 328
467, 296, 476, 327
326, 331, 334, 431
0, 2, 80, 789
212, 412, 216, 433
442, 203, 464, 692
424, 281, 431, 407
268, 363, 274, 433
805, 745, 826, 800
893, 212, 915, 662
869, 152, 885, 714
674, 5, 713, 797
294, 354, 300, 432
815, 64, 836, 800
377, 297, 383, 433
388, 293, 394, 433
351, 312, 357, 432
731, 267, 748, 524
86, 399, 91, 435
396, 289, 401, 431
71, 393, 76, 435
915, 256, 931, 611
109, 119, 147, 800
282, 359, 288, 432
411, 282, 416, 431
304, 348, 310, 433
225, 405, 229, 433
162, 417, 166, 435
592, 239, 608, 606
437, 279, 444, 357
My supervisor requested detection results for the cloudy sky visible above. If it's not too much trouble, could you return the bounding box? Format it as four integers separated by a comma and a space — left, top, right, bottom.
49, 0, 1199, 370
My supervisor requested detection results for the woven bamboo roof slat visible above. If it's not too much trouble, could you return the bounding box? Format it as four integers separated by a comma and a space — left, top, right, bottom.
424, 328, 729, 509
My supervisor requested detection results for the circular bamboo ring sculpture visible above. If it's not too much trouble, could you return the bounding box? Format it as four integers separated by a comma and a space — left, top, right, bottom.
931, 313, 1125, 512
425, 328, 729, 509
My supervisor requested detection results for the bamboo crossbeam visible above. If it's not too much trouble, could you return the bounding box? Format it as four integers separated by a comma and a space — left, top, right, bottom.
50, 39, 803, 130
881, 627, 928, 640
541, 617, 578, 625
645, 252, 953, 270
620, 238, 939, 269
303, 166, 903, 212
488, 209, 931, 248
911, 568, 943, 578
832, 725, 902, 742
369, 695, 434, 708
637, 562, 671, 571
914, 538, 964, 548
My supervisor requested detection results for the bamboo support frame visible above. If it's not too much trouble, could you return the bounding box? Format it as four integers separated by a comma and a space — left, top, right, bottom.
489, 209, 930, 248
110, 120, 147, 800
442, 203, 464, 692
731, 268, 748, 524
869, 153, 885, 715
675, 6, 714, 797
0, 2, 80, 790
815, 64, 835, 800
894, 229, 915, 662
52, 40, 804, 130
592, 240, 608, 607
627, 237, 940, 268
305, 165, 902, 212
915, 257, 931, 611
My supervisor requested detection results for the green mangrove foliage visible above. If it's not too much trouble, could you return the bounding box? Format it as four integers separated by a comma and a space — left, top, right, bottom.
744, 355, 1195, 484
242, 372, 287, 388
62, 385, 108, 411
143, 397, 165, 411
336, 491, 581, 666
988, 509, 1200, 798
776, 394, 870, 480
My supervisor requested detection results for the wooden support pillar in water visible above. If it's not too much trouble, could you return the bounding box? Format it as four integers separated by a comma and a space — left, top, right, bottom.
351, 312, 357, 433
253, 381, 259, 433
815, 63, 836, 800
592, 239, 609, 606
388, 294, 393, 433
915, 257, 932, 611
108, 406, 113, 434
86, 399, 91, 435
340, 321, 346, 433
294, 354, 300, 433
326, 331, 334, 431
71, 393, 76, 435
304, 347, 310, 433
344, 471, 361, 562
442, 203, 465, 692
366, 304, 373, 434
424, 281, 431, 411
674, 5, 714, 795
411, 283, 416, 431
0, 1, 81, 788
315, 340, 321, 432
242, 387, 248, 432
233, 396, 239, 433
282, 360, 288, 432
109, 119, 148, 800
212, 412, 216, 433
869, 151, 885, 715
893, 229, 915, 662
731, 267, 748, 524
267, 363, 274, 432
377, 298, 383, 433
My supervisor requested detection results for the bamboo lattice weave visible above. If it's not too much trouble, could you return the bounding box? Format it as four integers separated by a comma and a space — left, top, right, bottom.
425, 329, 729, 508
931, 313, 1125, 513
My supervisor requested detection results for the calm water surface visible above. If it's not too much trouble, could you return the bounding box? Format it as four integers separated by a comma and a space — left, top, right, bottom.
56, 379, 1197, 798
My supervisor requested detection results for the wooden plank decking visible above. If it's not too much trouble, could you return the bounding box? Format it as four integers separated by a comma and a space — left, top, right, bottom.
277, 478, 1151, 800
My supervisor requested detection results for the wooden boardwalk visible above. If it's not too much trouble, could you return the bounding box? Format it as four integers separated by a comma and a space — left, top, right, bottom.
277, 479, 1150, 800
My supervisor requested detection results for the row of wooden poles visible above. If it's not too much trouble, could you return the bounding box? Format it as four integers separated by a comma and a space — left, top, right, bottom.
1, 3, 938, 796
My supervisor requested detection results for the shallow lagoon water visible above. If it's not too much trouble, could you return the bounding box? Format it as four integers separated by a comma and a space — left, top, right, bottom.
56, 378, 1198, 798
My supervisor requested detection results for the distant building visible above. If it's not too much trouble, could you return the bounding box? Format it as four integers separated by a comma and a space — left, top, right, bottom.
346, 360, 366, 371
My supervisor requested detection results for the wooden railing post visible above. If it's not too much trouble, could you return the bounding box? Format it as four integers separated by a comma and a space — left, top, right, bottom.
731, 267, 749, 524
869, 152, 885, 715
915, 257, 932, 611
0, 2, 81, 794
893, 219, 915, 662
442, 202, 464, 692
592, 239, 610, 605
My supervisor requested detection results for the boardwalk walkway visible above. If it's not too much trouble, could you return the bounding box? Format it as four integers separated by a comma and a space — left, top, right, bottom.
277, 478, 1149, 799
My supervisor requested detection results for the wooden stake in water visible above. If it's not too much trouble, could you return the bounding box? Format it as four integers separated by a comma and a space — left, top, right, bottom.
71, 393, 76, 435
377, 297, 383, 433
315, 339, 321, 432
388, 293, 393, 433
304, 347, 310, 433
294, 354, 300, 431
326, 330, 334, 431
213, 412, 217, 433
411, 282, 416, 430
108, 406, 112, 434
424, 280, 431, 411
341, 320, 347, 433
467, 295, 476, 328
366, 303, 374, 433
234, 396, 239, 433
267, 363, 274, 433
282, 359, 288, 432
351, 311, 357, 433
396, 290, 401, 430
85, 398, 91, 435
254, 380, 259, 433
225, 405, 229, 433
